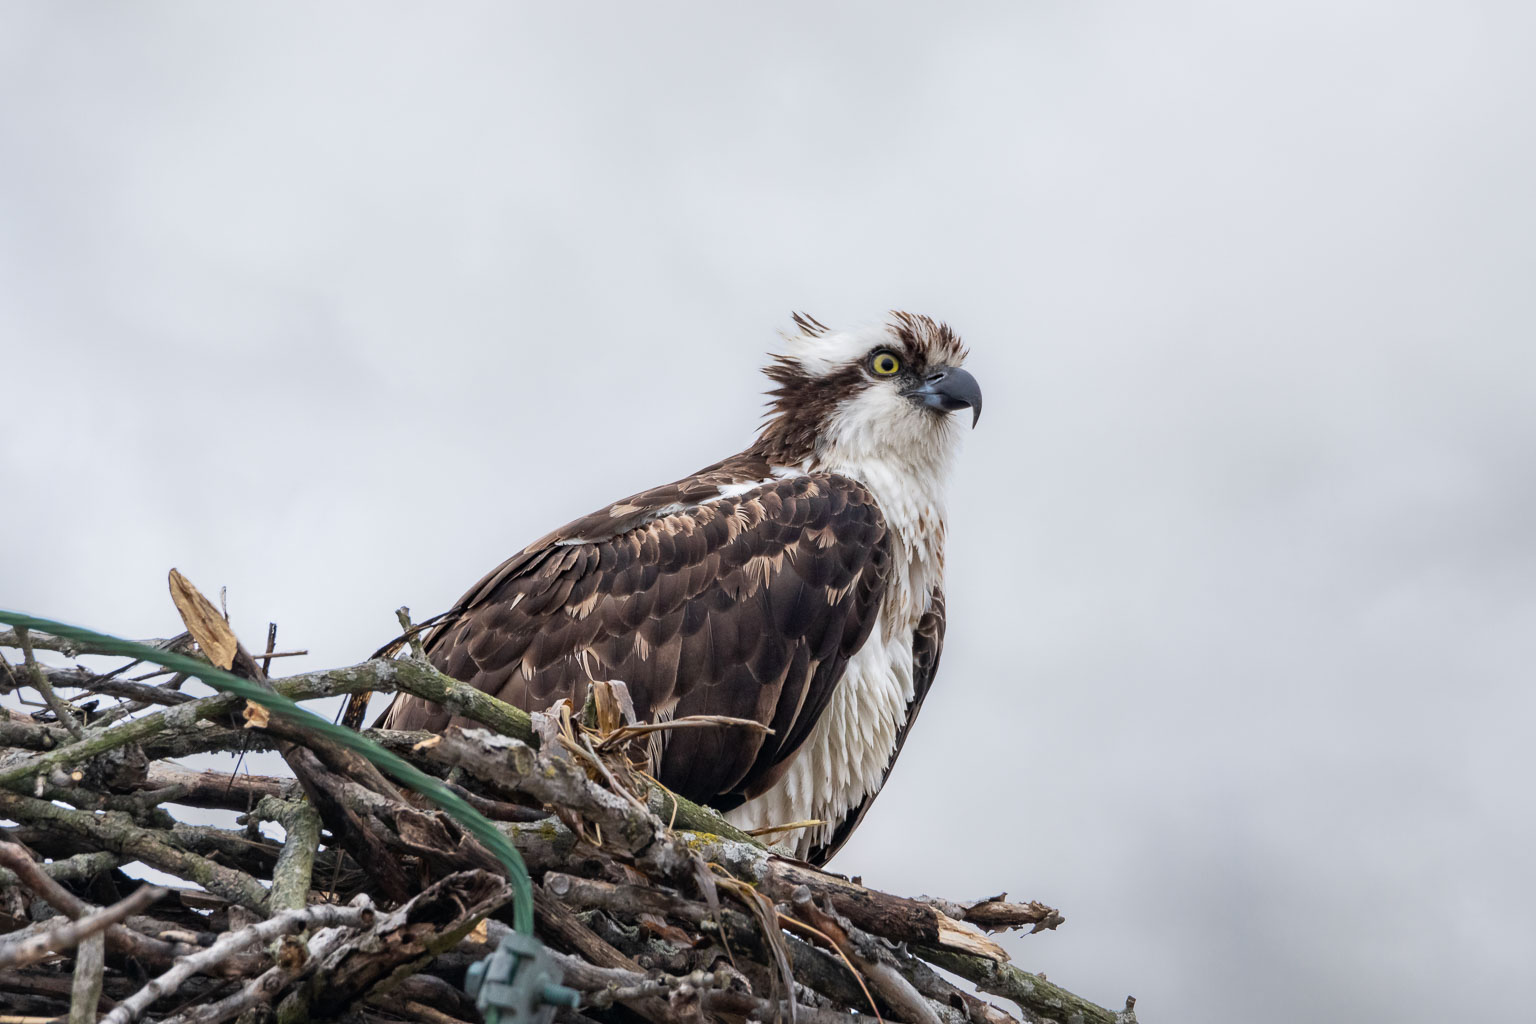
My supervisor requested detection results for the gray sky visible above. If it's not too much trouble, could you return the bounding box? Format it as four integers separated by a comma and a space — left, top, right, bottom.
4, 3, 1534, 1020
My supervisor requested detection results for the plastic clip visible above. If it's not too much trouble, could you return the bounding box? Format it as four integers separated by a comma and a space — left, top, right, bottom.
465, 931, 581, 1024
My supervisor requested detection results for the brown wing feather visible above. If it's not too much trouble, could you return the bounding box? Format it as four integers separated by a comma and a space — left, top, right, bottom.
379, 462, 891, 809
806, 588, 946, 865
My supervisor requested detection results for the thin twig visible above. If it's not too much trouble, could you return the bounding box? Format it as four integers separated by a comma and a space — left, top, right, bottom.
395, 607, 426, 662
260, 623, 277, 678
12, 627, 84, 739
0, 630, 181, 659
594, 713, 773, 751
70, 677, 199, 707
746, 818, 827, 839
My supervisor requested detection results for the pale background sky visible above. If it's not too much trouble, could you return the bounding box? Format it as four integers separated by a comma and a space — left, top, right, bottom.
3, 4, 1534, 1021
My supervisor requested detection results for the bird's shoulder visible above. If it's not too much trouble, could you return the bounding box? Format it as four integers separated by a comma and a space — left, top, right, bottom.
530, 455, 812, 548
443, 456, 886, 614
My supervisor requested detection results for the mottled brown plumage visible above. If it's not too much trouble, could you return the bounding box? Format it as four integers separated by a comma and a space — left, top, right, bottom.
384, 463, 891, 808
379, 312, 979, 863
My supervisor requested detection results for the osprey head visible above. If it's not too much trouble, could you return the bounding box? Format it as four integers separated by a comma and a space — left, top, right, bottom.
754, 312, 981, 468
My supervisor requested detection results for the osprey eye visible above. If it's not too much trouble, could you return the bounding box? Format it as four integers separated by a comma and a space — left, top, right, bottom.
869, 352, 901, 376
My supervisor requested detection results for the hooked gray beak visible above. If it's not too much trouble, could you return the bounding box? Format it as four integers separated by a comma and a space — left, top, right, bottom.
908, 366, 982, 427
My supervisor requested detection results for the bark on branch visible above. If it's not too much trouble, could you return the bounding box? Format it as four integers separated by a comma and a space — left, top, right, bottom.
1, 623, 1132, 1024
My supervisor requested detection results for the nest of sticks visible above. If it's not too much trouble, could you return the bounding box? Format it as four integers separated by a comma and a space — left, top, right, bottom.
0, 582, 1133, 1024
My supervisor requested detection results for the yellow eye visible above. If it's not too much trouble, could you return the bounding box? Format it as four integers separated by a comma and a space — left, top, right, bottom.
870, 352, 901, 376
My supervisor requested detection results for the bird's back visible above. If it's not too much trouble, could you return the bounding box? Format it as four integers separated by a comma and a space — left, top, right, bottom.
378, 462, 892, 811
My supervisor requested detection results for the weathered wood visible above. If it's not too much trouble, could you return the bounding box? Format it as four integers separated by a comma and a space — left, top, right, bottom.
0, 885, 166, 969
1, 625, 1124, 1024
100, 903, 374, 1024
0, 845, 197, 969
0, 795, 271, 912
788, 886, 944, 1024
0, 657, 533, 794
531, 888, 674, 1022
681, 832, 1011, 963
915, 944, 1126, 1024
279, 745, 413, 902
255, 797, 319, 914
143, 764, 295, 809
68, 930, 105, 1024
300, 871, 510, 1017
542, 871, 880, 1013
545, 947, 874, 1024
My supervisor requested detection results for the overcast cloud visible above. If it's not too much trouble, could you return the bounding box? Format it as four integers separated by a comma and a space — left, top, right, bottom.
3, 3, 1534, 1021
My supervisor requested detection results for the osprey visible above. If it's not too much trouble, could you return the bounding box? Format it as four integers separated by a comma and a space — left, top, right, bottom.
380, 312, 980, 864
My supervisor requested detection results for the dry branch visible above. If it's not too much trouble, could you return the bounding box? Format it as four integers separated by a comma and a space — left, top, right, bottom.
1, 621, 1133, 1024
101, 902, 375, 1024
0, 885, 166, 968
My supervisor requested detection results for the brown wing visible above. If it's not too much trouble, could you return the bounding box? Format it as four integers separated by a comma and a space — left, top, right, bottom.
807, 588, 946, 865
379, 466, 891, 809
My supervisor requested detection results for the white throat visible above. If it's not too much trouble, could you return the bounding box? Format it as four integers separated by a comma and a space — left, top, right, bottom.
813, 392, 959, 633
